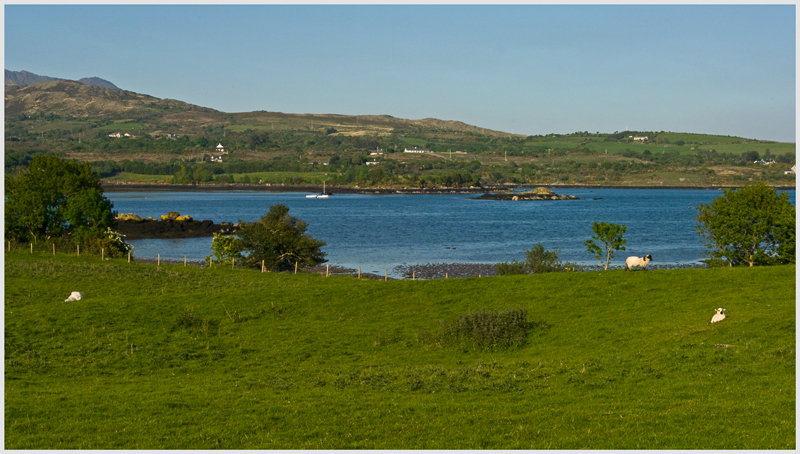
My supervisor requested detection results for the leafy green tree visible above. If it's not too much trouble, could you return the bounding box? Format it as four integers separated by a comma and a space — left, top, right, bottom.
205, 233, 245, 267
5, 155, 115, 243
695, 182, 795, 266
235, 204, 327, 271
584, 222, 627, 270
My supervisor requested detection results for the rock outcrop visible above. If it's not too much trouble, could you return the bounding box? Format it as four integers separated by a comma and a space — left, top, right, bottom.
472, 187, 579, 201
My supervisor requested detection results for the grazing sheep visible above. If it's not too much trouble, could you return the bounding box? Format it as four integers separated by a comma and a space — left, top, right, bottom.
625, 254, 653, 270
64, 292, 82, 302
710, 308, 726, 323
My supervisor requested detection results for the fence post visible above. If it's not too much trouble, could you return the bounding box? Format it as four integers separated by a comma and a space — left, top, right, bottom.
262, 260, 265, 273
77, 245, 80, 256
295, 261, 298, 274
184, 255, 187, 266
385, 269, 387, 281
446, 273, 448, 279
232, 257, 235, 270
30, 243, 33, 254
358, 267, 361, 279
210, 258, 213, 268
53, 243, 55, 255
8, 241, 11, 252
128, 251, 131, 263
158, 254, 160, 266
326, 264, 329, 277
413, 271, 415, 280
101, 248, 104, 260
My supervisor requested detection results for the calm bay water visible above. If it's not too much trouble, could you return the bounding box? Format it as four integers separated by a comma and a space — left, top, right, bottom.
107, 188, 795, 277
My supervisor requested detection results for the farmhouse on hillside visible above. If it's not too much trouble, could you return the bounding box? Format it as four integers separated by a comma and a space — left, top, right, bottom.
404, 147, 431, 154
210, 155, 223, 162
216, 143, 227, 154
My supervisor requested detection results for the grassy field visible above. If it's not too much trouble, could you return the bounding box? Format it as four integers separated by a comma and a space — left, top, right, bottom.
4, 252, 795, 449
102, 172, 173, 183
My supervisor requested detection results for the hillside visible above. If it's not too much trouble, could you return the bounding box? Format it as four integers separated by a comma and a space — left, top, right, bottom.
4, 79, 795, 188
4, 252, 796, 449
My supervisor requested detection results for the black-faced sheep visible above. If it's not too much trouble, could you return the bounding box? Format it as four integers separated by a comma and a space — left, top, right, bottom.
625, 254, 652, 271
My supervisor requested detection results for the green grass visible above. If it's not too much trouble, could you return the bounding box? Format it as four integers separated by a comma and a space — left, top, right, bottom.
95, 121, 146, 131
5, 252, 795, 449
232, 171, 328, 184
696, 142, 796, 156
102, 172, 173, 183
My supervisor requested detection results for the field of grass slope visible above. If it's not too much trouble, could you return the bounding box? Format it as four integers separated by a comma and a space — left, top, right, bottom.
4, 253, 795, 449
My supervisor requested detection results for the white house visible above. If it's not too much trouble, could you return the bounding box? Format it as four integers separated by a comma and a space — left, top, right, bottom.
366, 161, 380, 165
785, 165, 796, 175
210, 155, 223, 162
216, 143, 226, 154
404, 147, 431, 154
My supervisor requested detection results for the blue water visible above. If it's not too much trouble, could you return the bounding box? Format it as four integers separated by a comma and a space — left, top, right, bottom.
107, 188, 795, 276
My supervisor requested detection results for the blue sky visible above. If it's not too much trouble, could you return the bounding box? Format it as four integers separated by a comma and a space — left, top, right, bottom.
4, 4, 796, 142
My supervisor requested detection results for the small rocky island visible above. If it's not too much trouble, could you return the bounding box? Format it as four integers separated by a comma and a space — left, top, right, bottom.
114, 212, 238, 240
472, 187, 579, 201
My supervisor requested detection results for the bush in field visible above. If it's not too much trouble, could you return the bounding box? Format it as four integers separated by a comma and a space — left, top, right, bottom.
419, 308, 545, 350
496, 243, 581, 275
495, 260, 527, 276
86, 227, 134, 258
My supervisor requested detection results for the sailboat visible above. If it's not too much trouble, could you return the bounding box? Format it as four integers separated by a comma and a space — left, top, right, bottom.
306, 181, 330, 198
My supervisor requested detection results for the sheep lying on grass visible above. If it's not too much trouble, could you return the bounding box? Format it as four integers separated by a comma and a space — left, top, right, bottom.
64, 292, 82, 302
625, 254, 652, 271
711, 308, 726, 323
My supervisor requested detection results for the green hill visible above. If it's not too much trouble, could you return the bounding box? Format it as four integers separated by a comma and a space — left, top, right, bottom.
4, 80, 795, 188
5, 253, 795, 449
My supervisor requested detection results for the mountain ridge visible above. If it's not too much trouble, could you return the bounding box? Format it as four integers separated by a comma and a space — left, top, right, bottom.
5, 69, 119, 90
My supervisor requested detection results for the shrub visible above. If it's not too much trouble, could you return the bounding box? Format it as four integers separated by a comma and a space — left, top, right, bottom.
419, 308, 545, 350
495, 260, 527, 275
496, 243, 582, 275
86, 228, 133, 258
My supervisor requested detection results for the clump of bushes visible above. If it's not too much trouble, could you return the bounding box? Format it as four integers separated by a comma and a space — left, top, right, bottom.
419, 308, 547, 350
496, 243, 581, 275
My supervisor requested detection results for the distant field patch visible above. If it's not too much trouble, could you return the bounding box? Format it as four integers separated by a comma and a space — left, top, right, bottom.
658, 132, 746, 144
696, 142, 796, 156
102, 172, 172, 183
95, 122, 146, 131
233, 171, 329, 184
400, 138, 428, 147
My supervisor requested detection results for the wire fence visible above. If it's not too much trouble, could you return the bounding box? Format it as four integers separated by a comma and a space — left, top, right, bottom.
6, 240, 506, 280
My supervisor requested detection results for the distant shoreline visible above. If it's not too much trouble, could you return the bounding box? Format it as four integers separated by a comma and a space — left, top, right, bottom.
102, 182, 796, 193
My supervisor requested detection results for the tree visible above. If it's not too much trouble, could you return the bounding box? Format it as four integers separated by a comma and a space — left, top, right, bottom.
584, 222, 627, 270
235, 204, 327, 271
205, 233, 245, 267
695, 182, 795, 266
742, 150, 760, 163
5, 155, 115, 243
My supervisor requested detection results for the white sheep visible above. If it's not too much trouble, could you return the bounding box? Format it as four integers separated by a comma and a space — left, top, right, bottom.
64, 292, 82, 302
625, 254, 652, 270
710, 308, 726, 323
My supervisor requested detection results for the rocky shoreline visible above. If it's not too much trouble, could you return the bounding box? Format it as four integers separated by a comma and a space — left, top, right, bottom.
115, 219, 238, 240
